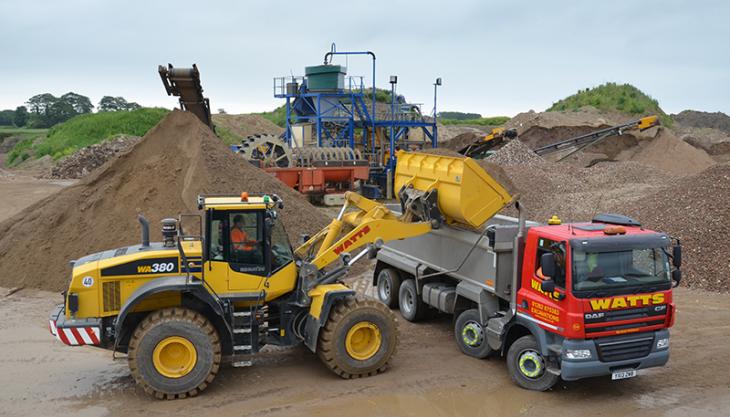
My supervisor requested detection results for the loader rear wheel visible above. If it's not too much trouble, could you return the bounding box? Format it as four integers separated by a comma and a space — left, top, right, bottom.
128, 308, 221, 400
317, 297, 399, 378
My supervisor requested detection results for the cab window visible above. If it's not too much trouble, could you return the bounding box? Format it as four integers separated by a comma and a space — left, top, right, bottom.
269, 215, 294, 272
228, 212, 264, 266
535, 237, 566, 288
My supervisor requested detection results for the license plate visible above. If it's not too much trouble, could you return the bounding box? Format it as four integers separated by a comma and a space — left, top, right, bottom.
611, 369, 637, 380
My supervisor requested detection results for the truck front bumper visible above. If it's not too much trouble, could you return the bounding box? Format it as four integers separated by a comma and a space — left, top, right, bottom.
560, 329, 670, 381
49, 304, 102, 346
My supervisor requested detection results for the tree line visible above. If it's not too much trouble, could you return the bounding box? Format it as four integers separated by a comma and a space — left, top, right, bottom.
0, 93, 142, 128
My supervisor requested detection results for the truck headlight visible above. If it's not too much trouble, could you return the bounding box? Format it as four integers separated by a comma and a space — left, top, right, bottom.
656, 338, 669, 349
565, 349, 592, 360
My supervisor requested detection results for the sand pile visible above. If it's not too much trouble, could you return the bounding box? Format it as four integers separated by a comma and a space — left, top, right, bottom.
0, 110, 329, 292
672, 110, 730, 133
629, 128, 715, 175
441, 131, 484, 151
212, 114, 284, 138
616, 163, 730, 292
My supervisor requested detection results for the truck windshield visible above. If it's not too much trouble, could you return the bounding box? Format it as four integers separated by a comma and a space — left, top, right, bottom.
572, 248, 670, 294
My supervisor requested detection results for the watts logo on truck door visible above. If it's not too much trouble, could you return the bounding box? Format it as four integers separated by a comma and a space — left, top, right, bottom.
589, 293, 665, 311
101, 257, 179, 276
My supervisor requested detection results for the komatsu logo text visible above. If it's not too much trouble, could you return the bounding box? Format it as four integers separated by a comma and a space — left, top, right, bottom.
589, 293, 665, 310
333, 225, 371, 255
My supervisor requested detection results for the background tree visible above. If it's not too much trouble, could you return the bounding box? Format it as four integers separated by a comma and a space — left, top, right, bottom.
13, 106, 29, 127
98, 96, 139, 112
26, 93, 58, 116
0, 110, 15, 126
60, 92, 93, 114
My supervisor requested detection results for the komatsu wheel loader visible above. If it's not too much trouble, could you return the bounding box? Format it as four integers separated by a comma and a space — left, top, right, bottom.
48, 151, 503, 399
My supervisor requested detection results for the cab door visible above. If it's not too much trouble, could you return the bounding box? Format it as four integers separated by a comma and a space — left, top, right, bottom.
516, 233, 568, 332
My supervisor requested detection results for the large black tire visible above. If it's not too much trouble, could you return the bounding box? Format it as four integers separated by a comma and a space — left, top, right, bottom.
318, 297, 399, 378
398, 279, 425, 322
128, 307, 221, 399
376, 268, 401, 308
506, 335, 559, 391
454, 309, 494, 359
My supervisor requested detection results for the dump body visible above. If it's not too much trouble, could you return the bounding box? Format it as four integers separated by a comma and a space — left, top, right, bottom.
379, 214, 534, 304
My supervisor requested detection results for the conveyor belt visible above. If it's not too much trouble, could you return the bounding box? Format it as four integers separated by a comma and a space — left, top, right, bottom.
159, 64, 213, 129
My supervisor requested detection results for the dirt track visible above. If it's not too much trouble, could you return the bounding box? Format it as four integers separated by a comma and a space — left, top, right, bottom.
2, 285, 729, 417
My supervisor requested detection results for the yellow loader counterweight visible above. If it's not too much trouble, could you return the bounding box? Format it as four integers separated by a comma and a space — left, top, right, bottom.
48, 151, 512, 399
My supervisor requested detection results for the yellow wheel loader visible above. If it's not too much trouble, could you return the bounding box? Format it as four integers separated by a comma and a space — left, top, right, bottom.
48, 151, 508, 399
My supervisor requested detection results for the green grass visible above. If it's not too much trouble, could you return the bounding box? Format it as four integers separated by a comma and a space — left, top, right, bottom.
0, 127, 49, 135
258, 106, 287, 128
215, 125, 243, 146
34, 108, 169, 160
6, 137, 35, 165
440, 116, 510, 126
548, 82, 671, 126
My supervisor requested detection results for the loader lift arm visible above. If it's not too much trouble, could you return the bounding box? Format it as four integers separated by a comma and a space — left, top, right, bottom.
159, 63, 214, 129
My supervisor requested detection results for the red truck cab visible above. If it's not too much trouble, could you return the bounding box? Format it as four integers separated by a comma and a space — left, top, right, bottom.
514, 214, 679, 387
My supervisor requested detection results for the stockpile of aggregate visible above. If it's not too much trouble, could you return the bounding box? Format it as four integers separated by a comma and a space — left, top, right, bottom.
45, 135, 142, 179
617, 164, 730, 292
0, 110, 329, 291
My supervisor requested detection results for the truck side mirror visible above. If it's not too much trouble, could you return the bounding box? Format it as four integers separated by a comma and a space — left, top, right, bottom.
672, 269, 682, 287
672, 245, 682, 268
540, 252, 556, 278
540, 279, 555, 293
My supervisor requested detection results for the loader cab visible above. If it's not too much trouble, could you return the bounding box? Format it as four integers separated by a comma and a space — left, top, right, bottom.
199, 194, 297, 298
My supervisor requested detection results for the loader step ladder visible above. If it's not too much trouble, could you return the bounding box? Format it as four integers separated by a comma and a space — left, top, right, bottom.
158, 63, 214, 129
230, 307, 259, 367
533, 116, 659, 160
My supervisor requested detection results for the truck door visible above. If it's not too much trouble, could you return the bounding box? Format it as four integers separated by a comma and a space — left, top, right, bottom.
517, 235, 568, 332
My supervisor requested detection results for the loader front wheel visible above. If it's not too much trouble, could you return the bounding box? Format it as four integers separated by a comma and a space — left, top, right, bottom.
317, 297, 398, 378
128, 307, 221, 400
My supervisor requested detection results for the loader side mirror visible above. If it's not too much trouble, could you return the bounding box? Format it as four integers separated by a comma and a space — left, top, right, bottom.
672, 245, 682, 268
540, 252, 557, 278
672, 269, 682, 287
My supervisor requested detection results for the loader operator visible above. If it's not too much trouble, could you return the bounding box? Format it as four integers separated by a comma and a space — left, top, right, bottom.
231, 214, 256, 252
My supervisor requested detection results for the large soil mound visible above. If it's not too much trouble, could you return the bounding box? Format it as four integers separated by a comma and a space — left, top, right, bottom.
0, 111, 329, 292
673, 110, 730, 133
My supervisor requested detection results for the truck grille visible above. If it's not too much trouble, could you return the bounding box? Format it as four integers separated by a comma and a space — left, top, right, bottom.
103, 281, 121, 312
596, 335, 654, 362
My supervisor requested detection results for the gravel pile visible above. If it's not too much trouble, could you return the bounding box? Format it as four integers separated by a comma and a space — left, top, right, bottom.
672, 110, 730, 134
616, 163, 730, 292
46, 135, 142, 179
488, 139, 545, 166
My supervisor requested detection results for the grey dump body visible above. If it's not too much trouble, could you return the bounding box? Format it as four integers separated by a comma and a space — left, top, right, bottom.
378, 214, 536, 318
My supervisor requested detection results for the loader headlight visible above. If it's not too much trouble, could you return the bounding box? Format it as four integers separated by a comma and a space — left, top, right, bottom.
656, 338, 669, 349
565, 349, 592, 360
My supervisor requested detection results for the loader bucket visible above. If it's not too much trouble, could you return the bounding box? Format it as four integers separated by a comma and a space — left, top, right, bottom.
394, 150, 513, 228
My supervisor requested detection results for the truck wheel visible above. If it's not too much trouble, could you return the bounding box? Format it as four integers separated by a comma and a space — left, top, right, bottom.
318, 296, 399, 378
454, 309, 494, 359
398, 279, 425, 322
377, 268, 401, 308
128, 307, 221, 399
506, 335, 558, 391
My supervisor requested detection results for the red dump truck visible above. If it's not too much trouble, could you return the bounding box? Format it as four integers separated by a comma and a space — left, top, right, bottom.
373, 152, 681, 390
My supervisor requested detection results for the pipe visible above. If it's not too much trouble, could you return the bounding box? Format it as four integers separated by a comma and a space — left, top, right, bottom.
137, 214, 150, 248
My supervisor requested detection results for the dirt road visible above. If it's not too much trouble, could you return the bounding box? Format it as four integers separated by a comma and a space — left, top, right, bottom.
1, 284, 729, 417
0, 170, 72, 222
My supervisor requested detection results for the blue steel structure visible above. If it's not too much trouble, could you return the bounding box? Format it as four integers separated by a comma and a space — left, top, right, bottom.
273, 46, 439, 179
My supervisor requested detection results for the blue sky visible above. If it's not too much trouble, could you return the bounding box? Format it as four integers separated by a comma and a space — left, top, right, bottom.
1, 0, 728, 116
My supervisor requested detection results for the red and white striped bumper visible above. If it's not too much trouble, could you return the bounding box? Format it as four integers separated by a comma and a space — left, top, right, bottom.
49, 304, 102, 346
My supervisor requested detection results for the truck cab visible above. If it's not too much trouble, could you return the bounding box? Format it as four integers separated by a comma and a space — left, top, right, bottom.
515, 215, 677, 387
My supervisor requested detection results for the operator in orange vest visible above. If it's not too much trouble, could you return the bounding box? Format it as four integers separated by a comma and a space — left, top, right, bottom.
231, 215, 256, 252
